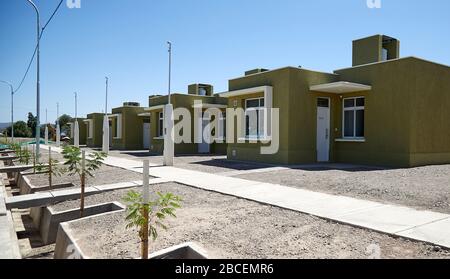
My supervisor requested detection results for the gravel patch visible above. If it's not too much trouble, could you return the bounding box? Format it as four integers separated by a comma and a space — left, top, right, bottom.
27, 164, 142, 188
81, 148, 269, 174
235, 165, 450, 214
61, 182, 450, 259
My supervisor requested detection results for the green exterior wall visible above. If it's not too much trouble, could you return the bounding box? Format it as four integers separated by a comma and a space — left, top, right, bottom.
224, 57, 450, 168
227, 67, 339, 164
334, 57, 450, 167
70, 118, 87, 145
352, 35, 400, 67
86, 113, 104, 148
111, 106, 149, 150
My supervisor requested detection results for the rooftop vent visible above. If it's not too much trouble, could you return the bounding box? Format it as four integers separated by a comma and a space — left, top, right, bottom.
123, 102, 140, 107
188, 84, 213, 96
245, 68, 269, 76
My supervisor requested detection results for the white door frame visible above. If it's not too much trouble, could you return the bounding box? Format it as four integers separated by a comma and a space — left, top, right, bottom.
143, 122, 150, 149
316, 97, 331, 162
198, 111, 210, 153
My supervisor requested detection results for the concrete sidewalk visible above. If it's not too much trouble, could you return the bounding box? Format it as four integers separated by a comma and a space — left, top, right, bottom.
0, 164, 21, 259
40, 145, 450, 249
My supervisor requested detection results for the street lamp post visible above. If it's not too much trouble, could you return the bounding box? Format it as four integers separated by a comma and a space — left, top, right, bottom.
26, 0, 41, 159
102, 77, 109, 154
0, 80, 14, 142
74, 92, 79, 147
163, 42, 174, 166
45, 108, 48, 145
56, 102, 60, 147
167, 41, 172, 105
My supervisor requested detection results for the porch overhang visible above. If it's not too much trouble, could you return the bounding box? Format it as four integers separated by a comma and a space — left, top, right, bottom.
192, 103, 227, 109
138, 112, 151, 117
219, 86, 272, 98
108, 113, 121, 119
144, 105, 165, 111
310, 81, 371, 94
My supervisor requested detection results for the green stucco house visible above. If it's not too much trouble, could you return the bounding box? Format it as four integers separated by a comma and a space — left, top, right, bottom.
69, 118, 87, 145
147, 84, 228, 155
109, 102, 150, 150
85, 113, 105, 148
220, 35, 450, 167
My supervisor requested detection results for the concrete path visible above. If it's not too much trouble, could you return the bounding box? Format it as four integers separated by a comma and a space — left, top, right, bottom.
0, 165, 21, 259
5, 178, 169, 210
0, 164, 35, 174
40, 145, 450, 249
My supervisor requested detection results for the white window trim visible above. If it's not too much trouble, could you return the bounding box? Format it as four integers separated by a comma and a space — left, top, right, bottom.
87, 121, 93, 139
113, 114, 123, 139
335, 138, 366, 143
245, 97, 268, 140
342, 96, 365, 140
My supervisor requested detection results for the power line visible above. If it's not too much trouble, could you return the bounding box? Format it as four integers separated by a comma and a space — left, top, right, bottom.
13, 0, 64, 94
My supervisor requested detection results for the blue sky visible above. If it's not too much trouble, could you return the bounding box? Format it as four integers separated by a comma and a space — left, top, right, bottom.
0, 0, 449, 123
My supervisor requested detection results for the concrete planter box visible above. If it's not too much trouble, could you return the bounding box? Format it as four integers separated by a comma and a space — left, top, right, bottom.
148, 242, 208, 259
17, 171, 74, 195
54, 208, 208, 259
36, 202, 125, 246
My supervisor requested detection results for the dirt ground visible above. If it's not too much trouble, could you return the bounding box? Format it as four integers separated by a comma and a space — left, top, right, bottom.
81, 148, 275, 173
58, 182, 450, 259
76, 149, 450, 214
27, 164, 142, 188
234, 165, 450, 214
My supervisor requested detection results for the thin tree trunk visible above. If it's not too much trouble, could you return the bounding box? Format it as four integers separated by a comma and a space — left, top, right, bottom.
80, 151, 86, 218
48, 147, 52, 190
141, 207, 149, 259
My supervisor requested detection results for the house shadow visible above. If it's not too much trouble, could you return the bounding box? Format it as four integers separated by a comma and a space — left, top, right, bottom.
190, 158, 389, 173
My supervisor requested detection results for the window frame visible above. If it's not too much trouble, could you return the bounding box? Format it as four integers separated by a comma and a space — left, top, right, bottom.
342, 96, 365, 139
245, 97, 265, 139
158, 111, 164, 137
87, 121, 93, 139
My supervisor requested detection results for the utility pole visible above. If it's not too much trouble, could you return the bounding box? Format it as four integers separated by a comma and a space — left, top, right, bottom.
102, 77, 110, 154
26, 0, 41, 159
0, 80, 14, 142
74, 92, 79, 147
45, 108, 48, 144
56, 102, 60, 147
167, 41, 172, 105
163, 42, 174, 166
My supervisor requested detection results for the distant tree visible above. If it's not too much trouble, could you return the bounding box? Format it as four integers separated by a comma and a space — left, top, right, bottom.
58, 114, 73, 134
27, 112, 38, 136
6, 121, 32, 138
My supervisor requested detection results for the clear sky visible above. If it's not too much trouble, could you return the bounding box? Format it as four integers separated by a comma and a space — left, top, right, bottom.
1, 0, 449, 123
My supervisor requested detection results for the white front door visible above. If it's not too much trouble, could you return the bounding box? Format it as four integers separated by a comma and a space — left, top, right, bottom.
198, 112, 210, 153
143, 123, 150, 149
317, 98, 330, 162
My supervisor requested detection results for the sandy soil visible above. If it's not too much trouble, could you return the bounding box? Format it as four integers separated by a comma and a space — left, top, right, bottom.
81, 148, 273, 174
27, 164, 142, 188
235, 165, 450, 214
59, 182, 450, 259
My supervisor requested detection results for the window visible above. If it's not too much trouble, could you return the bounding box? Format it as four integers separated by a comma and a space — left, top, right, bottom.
245, 98, 265, 138
158, 112, 164, 137
87, 122, 93, 139
113, 119, 118, 138
343, 97, 365, 138
382, 48, 388, 61
216, 111, 226, 140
